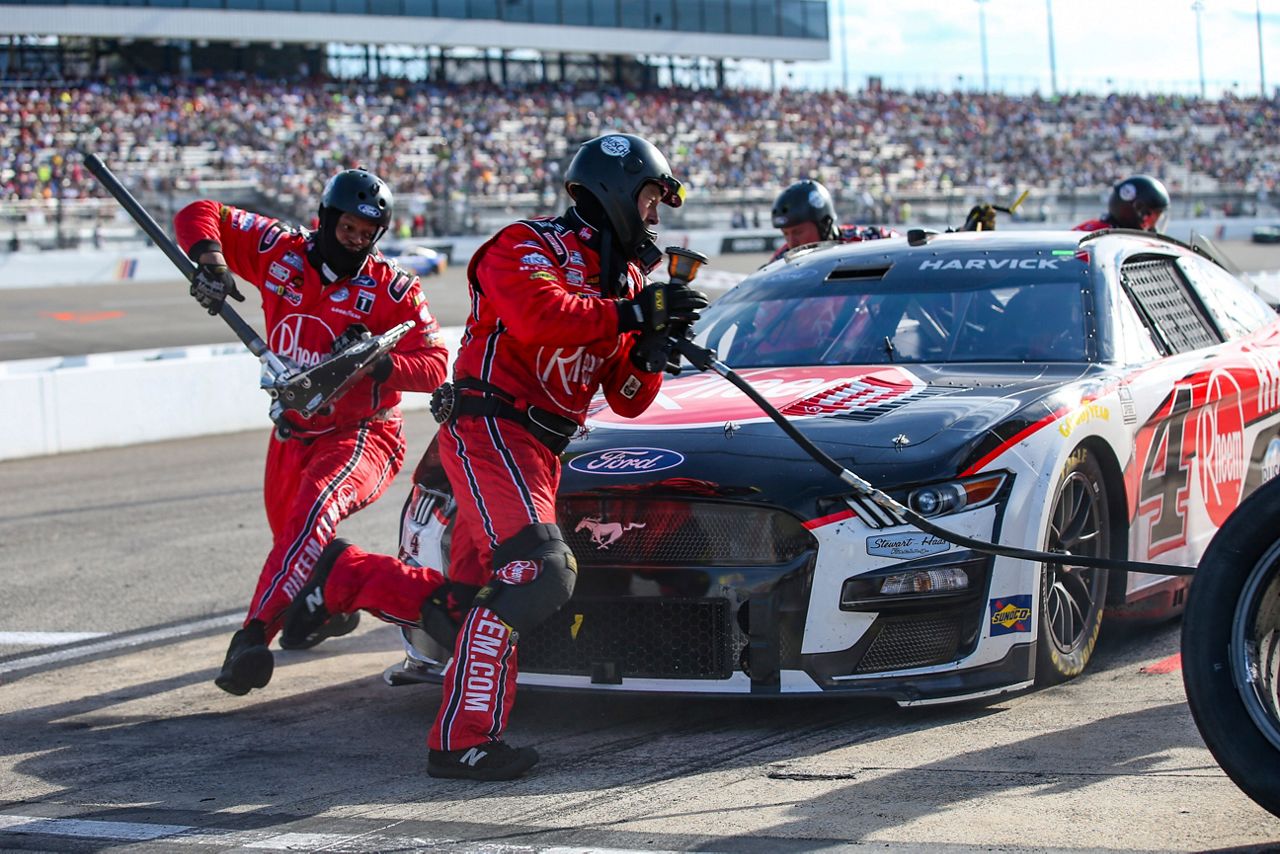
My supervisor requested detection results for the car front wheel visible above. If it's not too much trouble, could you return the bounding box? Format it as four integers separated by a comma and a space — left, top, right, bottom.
1036, 447, 1110, 685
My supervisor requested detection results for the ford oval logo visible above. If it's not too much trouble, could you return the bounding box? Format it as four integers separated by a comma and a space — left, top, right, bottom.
357, 203, 381, 219
568, 447, 684, 475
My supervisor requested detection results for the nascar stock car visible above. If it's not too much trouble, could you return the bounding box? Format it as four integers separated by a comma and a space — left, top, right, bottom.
388, 227, 1280, 705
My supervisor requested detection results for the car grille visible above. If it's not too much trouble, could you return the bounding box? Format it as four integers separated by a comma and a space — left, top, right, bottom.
854, 613, 966, 673
558, 497, 813, 567
519, 597, 734, 680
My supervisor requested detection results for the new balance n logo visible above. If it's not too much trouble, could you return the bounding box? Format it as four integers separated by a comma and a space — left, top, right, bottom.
459, 747, 488, 767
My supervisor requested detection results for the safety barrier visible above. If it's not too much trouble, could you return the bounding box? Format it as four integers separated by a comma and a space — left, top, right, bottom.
1, 327, 464, 461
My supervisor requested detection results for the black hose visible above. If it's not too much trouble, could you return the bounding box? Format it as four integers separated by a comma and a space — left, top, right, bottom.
674, 338, 1195, 577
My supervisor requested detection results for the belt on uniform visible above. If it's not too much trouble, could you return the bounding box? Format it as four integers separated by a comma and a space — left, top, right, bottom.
430, 380, 577, 454
275, 407, 396, 444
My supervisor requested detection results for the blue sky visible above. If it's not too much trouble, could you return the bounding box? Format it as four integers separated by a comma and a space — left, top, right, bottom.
755, 0, 1279, 97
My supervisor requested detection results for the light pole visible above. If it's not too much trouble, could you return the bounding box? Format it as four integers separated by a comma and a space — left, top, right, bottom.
838, 0, 849, 91
976, 0, 991, 93
1258, 0, 1268, 97
1192, 0, 1206, 99
1046, 0, 1058, 95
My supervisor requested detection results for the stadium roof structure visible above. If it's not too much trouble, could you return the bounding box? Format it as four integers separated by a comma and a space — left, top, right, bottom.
2, 0, 830, 62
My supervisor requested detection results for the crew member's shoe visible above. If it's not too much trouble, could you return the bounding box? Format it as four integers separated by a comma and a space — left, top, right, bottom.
215, 621, 273, 696
427, 740, 539, 781
279, 538, 355, 650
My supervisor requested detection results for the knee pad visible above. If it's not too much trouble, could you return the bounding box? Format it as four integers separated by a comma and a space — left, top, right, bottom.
474, 523, 577, 636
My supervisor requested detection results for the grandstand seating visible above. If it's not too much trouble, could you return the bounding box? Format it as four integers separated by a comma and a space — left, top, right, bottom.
3, 75, 1278, 247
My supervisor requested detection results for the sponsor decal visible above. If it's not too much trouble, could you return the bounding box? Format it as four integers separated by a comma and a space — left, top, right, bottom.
568, 250, 584, 266
258, 221, 286, 253
389, 271, 413, 302
579, 227, 594, 241
989, 595, 1034, 635
235, 212, 257, 231
865, 533, 950, 558
268, 314, 337, 367
411, 291, 425, 308
268, 261, 291, 283
496, 559, 541, 585
566, 269, 584, 285
282, 288, 303, 306
355, 290, 375, 313
535, 345, 605, 409
282, 251, 303, 271
1196, 369, 1247, 526
620, 374, 642, 399
521, 252, 552, 267
529, 270, 558, 282
587, 366, 927, 430
568, 447, 684, 475
331, 308, 362, 320
919, 258, 1062, 271
1262, 438, 1280, 481
329, 286, 350, 303
1246, 351, 1280, 416
1118, 385, 1137, 424
574, 516, 646, 549
1057, 402, 1110, 438
462, 614, 510, 713
357, 203, 381, 219
352, 274, 377, 288
600, 135, 631, 156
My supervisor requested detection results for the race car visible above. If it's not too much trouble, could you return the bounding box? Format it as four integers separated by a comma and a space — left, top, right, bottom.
390, 228, 1280, 705
382, 243, 447, 277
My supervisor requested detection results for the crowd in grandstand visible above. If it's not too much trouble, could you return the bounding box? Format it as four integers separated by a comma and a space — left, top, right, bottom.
3, 73, 1279, 232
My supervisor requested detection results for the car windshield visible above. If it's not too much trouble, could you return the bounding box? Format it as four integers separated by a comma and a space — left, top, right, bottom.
694, 279, 1089, 367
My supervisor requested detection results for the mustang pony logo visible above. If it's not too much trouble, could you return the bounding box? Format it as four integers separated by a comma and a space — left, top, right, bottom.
575, 516, 645, 549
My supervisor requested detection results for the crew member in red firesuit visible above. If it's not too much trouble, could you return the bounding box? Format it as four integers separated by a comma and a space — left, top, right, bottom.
768, 179, 898, 262
1074, 174, 1171, 233
174, 168, 449, 697
279, 133, 708, 780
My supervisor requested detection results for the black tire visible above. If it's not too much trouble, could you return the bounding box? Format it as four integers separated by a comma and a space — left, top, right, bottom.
1182, 477, 1280, 818
1036, 447, 1110, 685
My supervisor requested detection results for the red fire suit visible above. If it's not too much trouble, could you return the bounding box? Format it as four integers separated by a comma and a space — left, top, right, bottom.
174, 201, 449, 639
325, 208, 663, 752
769, 223, 899, 262
1073, 218, 1112, 232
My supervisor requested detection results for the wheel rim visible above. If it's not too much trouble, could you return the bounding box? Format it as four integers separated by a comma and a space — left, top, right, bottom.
1231, 539, 1280, 754
1045, 469, 1107, 653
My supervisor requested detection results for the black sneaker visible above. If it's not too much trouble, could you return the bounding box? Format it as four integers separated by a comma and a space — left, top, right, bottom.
215, 621, 273, 696
279, 538, 354, 650
427, 741, 539, 781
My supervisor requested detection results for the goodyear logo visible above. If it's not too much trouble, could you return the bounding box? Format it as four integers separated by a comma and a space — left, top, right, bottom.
989, 595, 1033, 635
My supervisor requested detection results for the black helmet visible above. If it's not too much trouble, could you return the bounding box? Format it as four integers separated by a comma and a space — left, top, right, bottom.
772, 179, 838, 240
564, 133, 684, 269
314, 168, 393, 279
1107, 175, 1170, 232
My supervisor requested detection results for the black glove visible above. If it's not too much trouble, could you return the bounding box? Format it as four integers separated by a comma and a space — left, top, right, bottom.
630, 330, 675, 374
190, 262, 244, 316
331, 323, 393, 382
616, 282, 711, 334
963, 204, 997, 232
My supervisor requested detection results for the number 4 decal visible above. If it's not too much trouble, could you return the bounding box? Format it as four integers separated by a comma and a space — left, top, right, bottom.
1138, 384, 1194, 556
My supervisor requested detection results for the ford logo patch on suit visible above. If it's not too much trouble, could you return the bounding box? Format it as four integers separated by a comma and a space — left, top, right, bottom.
568, 448, 684, 475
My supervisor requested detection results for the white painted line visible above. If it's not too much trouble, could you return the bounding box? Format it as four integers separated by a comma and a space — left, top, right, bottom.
0, 814, 691, 853
0, 614, 240, 676
0, 631, 109, 645
0, 332, 36, 342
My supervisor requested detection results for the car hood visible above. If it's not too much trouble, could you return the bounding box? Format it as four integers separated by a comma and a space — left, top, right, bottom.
565, 363, 1095, 505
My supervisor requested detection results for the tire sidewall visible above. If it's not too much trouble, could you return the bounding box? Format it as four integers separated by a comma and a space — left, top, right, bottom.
1037, 446, 1109, 684
1182, 477, 1280, 817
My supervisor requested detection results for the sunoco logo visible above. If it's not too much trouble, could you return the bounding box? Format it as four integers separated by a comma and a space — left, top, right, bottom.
989, 595, 1033, 636
568, 447, 684, 475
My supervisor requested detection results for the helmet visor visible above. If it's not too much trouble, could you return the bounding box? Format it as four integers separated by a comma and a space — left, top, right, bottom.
654, 175, 685, 209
